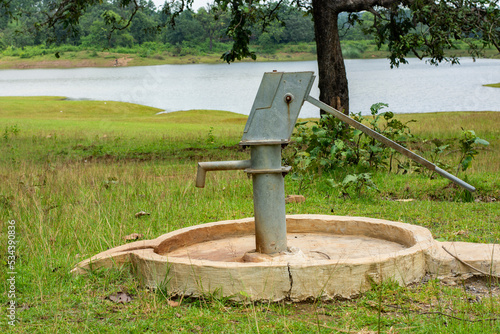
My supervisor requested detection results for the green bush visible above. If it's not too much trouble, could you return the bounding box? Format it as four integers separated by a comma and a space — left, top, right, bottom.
342, 47, 361, 58
2, 45, 19, 56
113, 47, 135, 54
341, 41, 369, 59
54, 44, 81, 52
283, 103, 415, 194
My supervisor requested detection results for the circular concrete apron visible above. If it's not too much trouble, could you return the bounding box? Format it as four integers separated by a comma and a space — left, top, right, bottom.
73, 215, 443, 301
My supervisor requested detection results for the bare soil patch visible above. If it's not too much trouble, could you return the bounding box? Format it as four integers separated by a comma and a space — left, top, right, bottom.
1, 56, 133, 69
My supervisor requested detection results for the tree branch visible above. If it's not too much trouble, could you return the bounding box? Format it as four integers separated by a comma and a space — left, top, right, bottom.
106, 0, 142, 44
327, 0, 400, 13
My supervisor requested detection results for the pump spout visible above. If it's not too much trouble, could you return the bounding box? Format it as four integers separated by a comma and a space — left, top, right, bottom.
196, 160, 252, 188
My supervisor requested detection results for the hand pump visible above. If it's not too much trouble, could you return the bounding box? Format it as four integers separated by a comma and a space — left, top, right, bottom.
196, 71, 475, 255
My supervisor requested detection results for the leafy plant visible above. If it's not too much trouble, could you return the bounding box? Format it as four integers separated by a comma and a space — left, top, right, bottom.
417, 138, 452, 178
429, 139, 451, 168
285, 115, 355, 172
326, 172, 379, 198
352, 103, 415, 171
457, 129, 489, 174
206, 126, 215, 144
284, 103, 414, 194
3, 124, 20, 141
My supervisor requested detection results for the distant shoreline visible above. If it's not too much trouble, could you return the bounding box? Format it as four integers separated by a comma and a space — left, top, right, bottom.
2, 53, 499, 70
0, 51, 320, 70
2, 44, 498, 70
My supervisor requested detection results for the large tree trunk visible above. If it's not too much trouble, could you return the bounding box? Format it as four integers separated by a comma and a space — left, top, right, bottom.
312, 0, 349, 115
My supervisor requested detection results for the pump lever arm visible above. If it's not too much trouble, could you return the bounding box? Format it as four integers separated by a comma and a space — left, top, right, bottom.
305, 96, 476, 192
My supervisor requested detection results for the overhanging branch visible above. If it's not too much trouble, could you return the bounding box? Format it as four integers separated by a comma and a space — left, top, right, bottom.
327, 0, 401, 13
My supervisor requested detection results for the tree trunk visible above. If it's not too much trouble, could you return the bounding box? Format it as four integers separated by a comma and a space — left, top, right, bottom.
312, 0, 349, 115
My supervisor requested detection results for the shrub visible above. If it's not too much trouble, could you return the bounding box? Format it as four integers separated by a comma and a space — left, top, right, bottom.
283, 103, 414, 194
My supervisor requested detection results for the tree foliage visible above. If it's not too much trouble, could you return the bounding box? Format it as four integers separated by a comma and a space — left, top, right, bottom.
0, 0, 315, 50
363, 0, 500, 67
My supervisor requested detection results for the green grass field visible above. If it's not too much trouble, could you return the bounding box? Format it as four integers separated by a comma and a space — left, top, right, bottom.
1, 97, 499, 333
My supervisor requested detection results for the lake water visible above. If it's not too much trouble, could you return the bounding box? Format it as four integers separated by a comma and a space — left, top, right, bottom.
1, 58, 499, 118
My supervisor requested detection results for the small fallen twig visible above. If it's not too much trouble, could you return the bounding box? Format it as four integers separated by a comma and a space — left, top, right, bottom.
442, 246, 500, 279
385, 304, 500, 323
303, 320, 360, 333
311, 251, 331, 260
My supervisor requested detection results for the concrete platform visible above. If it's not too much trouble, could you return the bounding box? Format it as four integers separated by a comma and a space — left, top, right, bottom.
72, 215, 500, 301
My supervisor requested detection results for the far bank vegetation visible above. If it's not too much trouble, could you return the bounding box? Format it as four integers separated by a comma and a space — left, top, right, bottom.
1, 1, 498, 66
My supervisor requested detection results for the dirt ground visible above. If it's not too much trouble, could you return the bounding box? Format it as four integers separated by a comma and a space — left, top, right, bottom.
0, 56, 133, 69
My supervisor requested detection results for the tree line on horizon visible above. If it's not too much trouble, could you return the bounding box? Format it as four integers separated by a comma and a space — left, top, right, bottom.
0, 0, 375, 53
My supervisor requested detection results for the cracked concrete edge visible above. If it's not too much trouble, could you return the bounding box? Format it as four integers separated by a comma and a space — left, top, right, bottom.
130, 214, 434, 300
127, 246, 429, 301
132, 249, 291, 301
70, 215, 499, 301
286, 263, 293, 300
426, 241, 500, 277
71, 238, 161, 275
286, 247, 429, 301
71, 217, 256, 274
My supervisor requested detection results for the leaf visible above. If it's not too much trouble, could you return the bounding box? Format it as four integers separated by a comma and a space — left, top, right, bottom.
474, 138, 489, 146
369, 145, 383, 153
135, 211, 150, 218
318, 137, 330, 146
325, 179, 338, 188
342, 174, 358, 185
108, 292, 132, 304
383, 111, 394, 120
334, 139, 345, 150
167, 300, 180, 307
461, 156, 473, 171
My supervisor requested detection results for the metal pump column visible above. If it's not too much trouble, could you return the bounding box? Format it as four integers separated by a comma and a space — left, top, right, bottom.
240, 72, 315, 253
196, 72, 316, 254
248, 144, 288, 253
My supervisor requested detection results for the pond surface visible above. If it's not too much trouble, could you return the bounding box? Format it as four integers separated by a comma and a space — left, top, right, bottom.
1, 58, 499, 118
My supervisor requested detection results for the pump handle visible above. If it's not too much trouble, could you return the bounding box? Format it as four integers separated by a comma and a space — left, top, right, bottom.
305, 96, 475, 192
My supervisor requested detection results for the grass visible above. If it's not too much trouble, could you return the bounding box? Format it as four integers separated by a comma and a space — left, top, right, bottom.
484, 83, 500, 88
1, 97, 499, 332
0, 45, 317, 69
